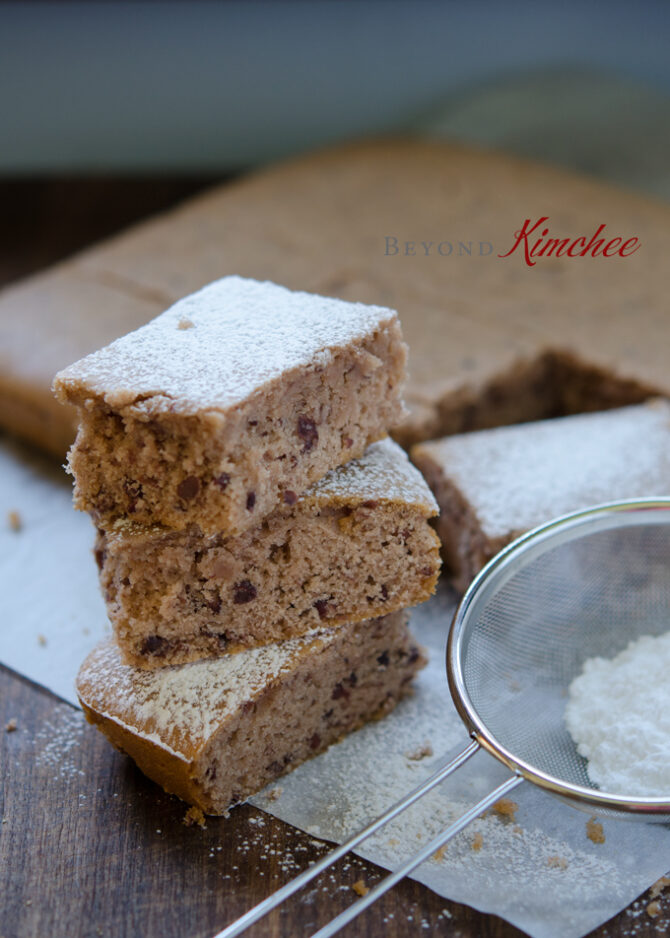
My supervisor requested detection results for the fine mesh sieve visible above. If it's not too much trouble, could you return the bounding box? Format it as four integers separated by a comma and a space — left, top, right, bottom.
215, 498, 670, 938
449, 497, 670, 821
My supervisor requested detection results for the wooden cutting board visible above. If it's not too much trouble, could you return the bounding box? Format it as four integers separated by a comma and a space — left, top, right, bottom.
1, 137, 668, 458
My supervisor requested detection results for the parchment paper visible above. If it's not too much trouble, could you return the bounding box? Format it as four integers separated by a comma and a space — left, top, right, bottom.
2, 435, 670, 938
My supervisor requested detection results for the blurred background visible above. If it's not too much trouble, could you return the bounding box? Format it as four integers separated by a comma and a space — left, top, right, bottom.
1, 0, 669, 280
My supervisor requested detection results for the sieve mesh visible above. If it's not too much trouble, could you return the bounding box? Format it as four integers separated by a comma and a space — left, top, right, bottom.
449, 501, 670, 818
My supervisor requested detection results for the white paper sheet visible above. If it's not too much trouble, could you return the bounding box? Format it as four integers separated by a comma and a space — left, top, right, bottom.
2, 435, 670, 938
0, 437, 108, 702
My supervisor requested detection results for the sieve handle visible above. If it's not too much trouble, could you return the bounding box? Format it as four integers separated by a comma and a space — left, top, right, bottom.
311, 769, 525, 938
213, 739, 481, 938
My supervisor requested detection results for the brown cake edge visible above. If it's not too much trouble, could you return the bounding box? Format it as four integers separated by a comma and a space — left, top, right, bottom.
78, 614, 426, 815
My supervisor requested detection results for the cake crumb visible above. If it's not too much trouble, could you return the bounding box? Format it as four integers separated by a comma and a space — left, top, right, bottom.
547, 855, 568, 870
471, 832, 484, 852
5, 718, 17, 733
586, 817, 605, 844
183, 805, 206, 829
177, 318, 194, 330
405, 742, 433, 761
7, 510, 22, 532
650, 876, 670, 898
352, 879, 369, 897
266, 786, 283, 802
647, 900, 661, 918
432, 845, 448, 862
37, 634, 47, 647
492, 798, 518, 822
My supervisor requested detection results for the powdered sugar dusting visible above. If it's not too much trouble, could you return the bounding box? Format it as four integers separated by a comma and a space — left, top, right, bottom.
308, 438, 438, 514
34, 705, 88, 780
77, 629, 338, 755
418, 401, 670, 539
566, 631, 670, 796
55, 275, 398, 412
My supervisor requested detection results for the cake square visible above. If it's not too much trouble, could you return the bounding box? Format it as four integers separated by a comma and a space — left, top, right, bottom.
412, 400, 670, 591
76, 611, 425, 815
95, 438, 440, 668
54, 275, 407, 535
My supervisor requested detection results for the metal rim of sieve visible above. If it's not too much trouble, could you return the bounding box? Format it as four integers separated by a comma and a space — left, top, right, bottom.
447, 496, 670, 817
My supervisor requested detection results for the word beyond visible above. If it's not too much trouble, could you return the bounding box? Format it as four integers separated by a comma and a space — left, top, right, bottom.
498, 217, 640, 267
384, 237, 493, 257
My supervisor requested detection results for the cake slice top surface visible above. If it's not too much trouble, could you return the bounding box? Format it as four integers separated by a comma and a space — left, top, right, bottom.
414, 400, 670, 539
307, 438, 438, 512
77, 630, 337, 759
54, 275, 398, 412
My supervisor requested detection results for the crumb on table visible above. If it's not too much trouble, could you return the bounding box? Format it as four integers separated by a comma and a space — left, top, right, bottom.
177, 318, 194, 330
7, 510, 22, 532
471, 832, 483, 852
492, 798, 518, 822
405, 741, 434, 761
586, 817, 605, 844
5, 718, 17, 733
183, 805, 207, 828
266, 786, 282, 802
37, 634, 47, 647
432, 845, 448, 862
547, 855, 568, 870
647, 901, 661, 918
352, 879, 369, 897
650, 876, 670, 898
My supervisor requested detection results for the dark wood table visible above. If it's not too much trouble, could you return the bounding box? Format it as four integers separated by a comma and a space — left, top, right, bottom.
0, 179, 665, 938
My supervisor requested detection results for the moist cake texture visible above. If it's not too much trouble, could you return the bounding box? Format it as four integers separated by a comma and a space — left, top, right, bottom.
96, 438, 441, 668
76, 611, 426, 815
54, 275, 407, 535
412, 399, 670, 591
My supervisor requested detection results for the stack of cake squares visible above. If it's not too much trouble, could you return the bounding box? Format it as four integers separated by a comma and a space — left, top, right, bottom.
54, 276, 441, 815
